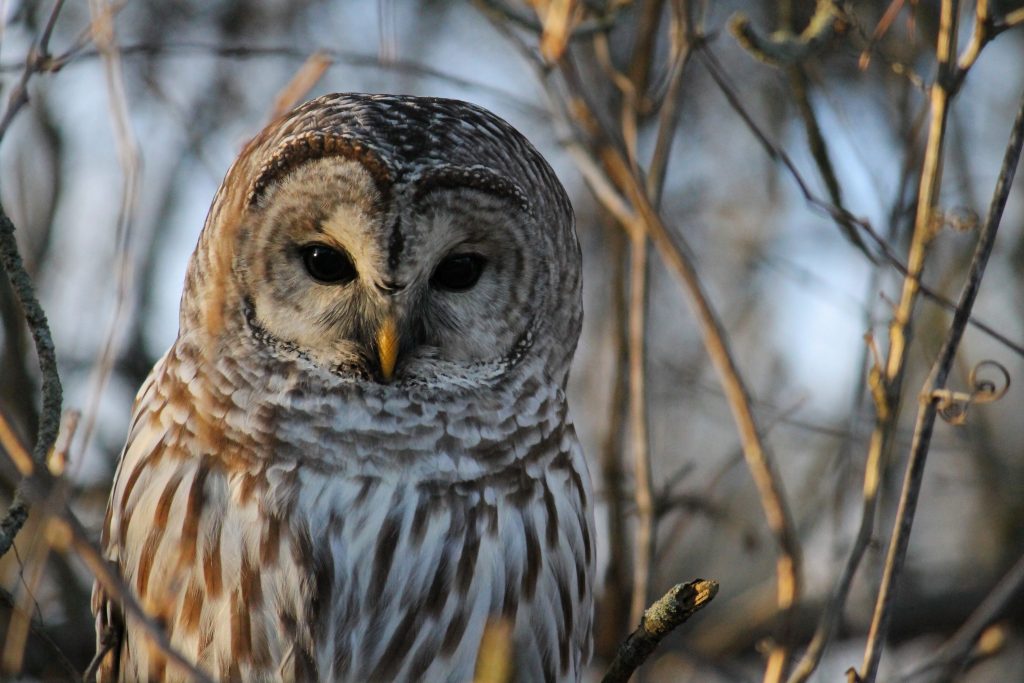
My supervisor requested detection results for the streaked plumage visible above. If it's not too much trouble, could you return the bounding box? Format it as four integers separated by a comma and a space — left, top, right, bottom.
92, 93, 592, 682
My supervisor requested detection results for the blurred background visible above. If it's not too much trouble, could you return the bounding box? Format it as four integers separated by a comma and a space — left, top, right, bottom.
0, 1, 1023, 681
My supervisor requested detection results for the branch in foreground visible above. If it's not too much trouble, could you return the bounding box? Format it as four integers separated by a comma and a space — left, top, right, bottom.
0, 204, 63, 561
0, 0, 67, 562
0, 411, 214, 683
602, 579, 719, 683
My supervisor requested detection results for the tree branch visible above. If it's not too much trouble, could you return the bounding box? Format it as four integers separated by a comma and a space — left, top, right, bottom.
856, 80, 1024, 683
602, 579, 719, 683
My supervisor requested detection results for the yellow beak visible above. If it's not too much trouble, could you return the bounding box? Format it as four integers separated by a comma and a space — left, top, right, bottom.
377, 316, 399, 381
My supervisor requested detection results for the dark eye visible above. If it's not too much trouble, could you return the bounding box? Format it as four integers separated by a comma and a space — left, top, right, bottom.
301, 244, 357, 284
431, 253, 486, 292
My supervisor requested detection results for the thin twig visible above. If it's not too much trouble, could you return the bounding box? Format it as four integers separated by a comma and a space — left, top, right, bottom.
627, 224, 653, 626
856, 82, 1024, 683
601, 148, 803, 683
0, 0, 67, 563
784, 89, 925, 683
0, 41, 549, 120
0, 412, 213, 683
473, 0, 620, 39
0, 585, 77, 679
854, 4, 964, 679
617, 0, 660, 633
0, 0, 67, 139
729, 0, 843, 66
268, 50, 333, 121
74, 0, 141, 465
602, 579, 719, 683
899, 549, 1024, 682
596, 223, 632, 656
696, 45, 1024, 360
521, 29, 804, 676
646, 1, 696, 207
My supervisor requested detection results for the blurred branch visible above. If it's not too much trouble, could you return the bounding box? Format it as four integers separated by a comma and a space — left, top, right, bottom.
900, 549, 1024, 682
602, 579, 719, 683
268, 50, 333, 121
484, 6, 803, 671
627, 222, 653, 627
616, 156, 805, 678
729, 0, 843, 66
647, 1, 697, 206
0, 203, 63, 560
856, 81, 1024, 683
595, 223, 632, 657
625, 0, 667, 114
0, 42, 549, 119
804, 1, 968, 679
738, 0, 873, 257
473, 618, 513, 683
75, 0, 141, 462
956, 1, 1024, 90
785, 82, 925, 683
474, 0, 620, 40
697, 46, 1024, 360
0, 410, 213, 683
619, 0, 659, 631
568, 82, 804, 683
0, 0, 66, 138
0, 585, 77, 679
0, 9, 70, 558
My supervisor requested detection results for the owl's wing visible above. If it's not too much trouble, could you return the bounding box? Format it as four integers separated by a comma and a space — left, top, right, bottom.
90, 357, 167, 682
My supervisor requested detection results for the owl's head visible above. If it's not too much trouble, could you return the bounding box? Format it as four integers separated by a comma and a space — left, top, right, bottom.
181, 93, 581, 389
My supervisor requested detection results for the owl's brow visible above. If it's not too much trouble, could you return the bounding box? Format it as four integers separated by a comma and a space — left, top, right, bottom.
247, 132, 392, 207
411, 165, 533, 219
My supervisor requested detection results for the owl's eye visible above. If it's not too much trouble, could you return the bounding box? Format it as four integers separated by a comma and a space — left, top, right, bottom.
431, 253, 486, 292
301, 244, 357, 284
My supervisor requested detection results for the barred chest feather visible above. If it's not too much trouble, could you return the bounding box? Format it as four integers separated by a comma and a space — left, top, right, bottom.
94, 340, 595, 682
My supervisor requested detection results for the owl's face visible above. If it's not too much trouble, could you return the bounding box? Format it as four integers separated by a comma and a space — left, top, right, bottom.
234, 156, 541, 384
184, 94, 581, 389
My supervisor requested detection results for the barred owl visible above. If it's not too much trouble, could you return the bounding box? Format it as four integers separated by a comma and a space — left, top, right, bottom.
91, 93, 593, 682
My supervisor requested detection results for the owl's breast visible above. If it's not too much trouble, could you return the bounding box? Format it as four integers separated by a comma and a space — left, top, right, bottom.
290, 425, 595, 682
99, 349, 593, 682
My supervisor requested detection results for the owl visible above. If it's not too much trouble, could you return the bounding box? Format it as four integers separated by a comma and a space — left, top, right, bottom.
91, 93, 593, 682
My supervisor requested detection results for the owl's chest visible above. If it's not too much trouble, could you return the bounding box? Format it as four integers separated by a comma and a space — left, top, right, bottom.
107, 392, 593, 682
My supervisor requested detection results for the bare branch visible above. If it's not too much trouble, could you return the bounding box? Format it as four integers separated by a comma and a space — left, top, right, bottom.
74, 0, 141, 461
602, 579, 719, 683
0, 585, 77, 679
268, 50, 333, 121
0, 412, 214, 683
856, 80, 1024, 683
627, 225, 653, 626
696, 45, 1024, 359
0, 209, 63, 559
900, 549, 1024, 682
730, 0, 844, 66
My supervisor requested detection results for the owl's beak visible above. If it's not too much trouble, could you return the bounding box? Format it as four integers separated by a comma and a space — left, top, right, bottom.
376, 316, 400, 381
